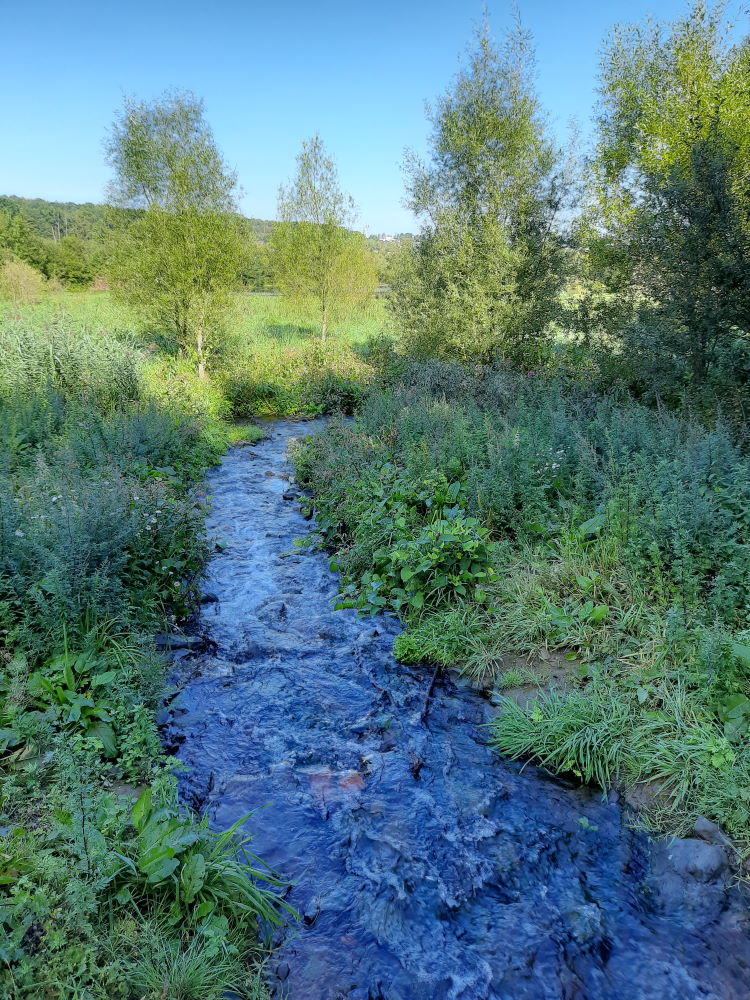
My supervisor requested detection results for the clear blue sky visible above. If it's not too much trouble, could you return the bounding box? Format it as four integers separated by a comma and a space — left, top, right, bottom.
0, 0, 732, 233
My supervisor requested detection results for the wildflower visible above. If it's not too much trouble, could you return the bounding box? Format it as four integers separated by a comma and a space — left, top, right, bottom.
14, 529, 24, 537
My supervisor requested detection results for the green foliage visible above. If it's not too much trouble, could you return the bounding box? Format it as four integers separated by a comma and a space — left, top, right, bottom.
295, 360, 750, 843
115, 781, 288, 932
344, 509, 495, 615
270, 135, 378, 341
220, 330, 376, 417
491, 682, 750, 842
391, 19, 569, 361
0, 313, 142, 408
0, 762, 282, 999
105, 91, 251, 377
592, 1, 750, 399
0, 199, 101, 288
492, 687, 633, 789
0, 308, 288, 994
0, 258, 46, 304
129, 927, 262, 1000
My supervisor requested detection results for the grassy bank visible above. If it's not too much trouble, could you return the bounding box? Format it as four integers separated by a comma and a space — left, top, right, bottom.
0, 311, 290, 998
7, 290, 389, 419
293, 360, 750, 851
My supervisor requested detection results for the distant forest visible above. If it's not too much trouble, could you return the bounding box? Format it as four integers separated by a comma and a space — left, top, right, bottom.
0, 194, 401, 292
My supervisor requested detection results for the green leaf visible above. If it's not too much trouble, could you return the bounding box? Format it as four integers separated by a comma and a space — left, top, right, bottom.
194, 900, 215, 919
62, 661, 75, 690
180, 852, 207, 904
90, 670, 120, 688
142, 854, 180, 884
89, 722, 117, 758
132, 788, 152, 831
731, 643, 750, 669
578, 513, 605, 539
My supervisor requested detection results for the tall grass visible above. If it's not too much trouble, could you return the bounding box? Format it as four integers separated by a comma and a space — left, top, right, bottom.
3, 289, 389, 417
0, 312, 142, 407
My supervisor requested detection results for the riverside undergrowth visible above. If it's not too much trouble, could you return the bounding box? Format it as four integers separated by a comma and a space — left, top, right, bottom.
0, 315, 285, 999
292, 360, 750, 849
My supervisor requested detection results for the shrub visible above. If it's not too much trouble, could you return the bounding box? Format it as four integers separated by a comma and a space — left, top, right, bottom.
221, 340, 373, 417
346, 510, 495, 615
0, 258, 46, 305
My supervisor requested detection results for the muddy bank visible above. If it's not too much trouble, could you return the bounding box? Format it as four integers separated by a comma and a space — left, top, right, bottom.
163, 420, 750, 1000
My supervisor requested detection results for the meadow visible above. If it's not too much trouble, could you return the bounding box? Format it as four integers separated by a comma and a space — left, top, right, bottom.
8, 290, 388, 419
3, 1, 750, 994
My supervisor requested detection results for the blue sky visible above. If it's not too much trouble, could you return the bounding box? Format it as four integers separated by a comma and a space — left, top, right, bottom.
0, 0, 733, 233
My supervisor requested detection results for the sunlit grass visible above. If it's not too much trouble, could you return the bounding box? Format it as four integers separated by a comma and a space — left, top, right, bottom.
4, 290, 390, 355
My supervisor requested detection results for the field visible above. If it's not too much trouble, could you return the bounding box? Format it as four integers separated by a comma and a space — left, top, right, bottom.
6, 290, 388, 419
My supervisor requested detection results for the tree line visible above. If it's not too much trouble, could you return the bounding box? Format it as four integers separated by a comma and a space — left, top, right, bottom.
401, 1, 750, 410
2, 0, 748, 407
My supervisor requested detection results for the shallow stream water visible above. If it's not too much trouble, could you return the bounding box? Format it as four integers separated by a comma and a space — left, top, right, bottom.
164, 420, 750, 1000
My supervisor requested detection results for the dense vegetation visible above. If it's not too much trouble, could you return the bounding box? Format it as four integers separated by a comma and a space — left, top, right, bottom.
0, 312, 296, 998
294, 358, 750, 844
3, 0, 750, 993
289, 4, 750, 854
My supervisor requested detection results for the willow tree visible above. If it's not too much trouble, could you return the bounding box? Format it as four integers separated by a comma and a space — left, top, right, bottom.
269, 135, 377, 341
391, 19, 569, 361
104, 90, 249, 377
594, 1, 750, 393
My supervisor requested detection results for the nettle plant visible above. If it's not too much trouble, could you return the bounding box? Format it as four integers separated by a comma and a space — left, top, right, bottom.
337, 473, 496, 615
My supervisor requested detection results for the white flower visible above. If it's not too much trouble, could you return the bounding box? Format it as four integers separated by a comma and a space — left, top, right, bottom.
14, 530, 24, 537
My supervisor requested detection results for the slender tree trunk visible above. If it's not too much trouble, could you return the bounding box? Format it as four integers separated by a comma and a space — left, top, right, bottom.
196, 326, 206, 379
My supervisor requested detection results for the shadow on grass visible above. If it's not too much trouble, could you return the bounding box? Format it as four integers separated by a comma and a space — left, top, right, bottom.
264, 323, 318, 341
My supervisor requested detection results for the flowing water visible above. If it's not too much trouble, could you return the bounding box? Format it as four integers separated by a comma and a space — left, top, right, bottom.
164, 420, 750, 1000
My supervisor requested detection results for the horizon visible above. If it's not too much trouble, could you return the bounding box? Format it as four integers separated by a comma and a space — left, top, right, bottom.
1, 0, 740, 234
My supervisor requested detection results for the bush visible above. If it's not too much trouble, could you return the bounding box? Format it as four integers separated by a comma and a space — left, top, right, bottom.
0, 258, 46, 305
344, 509, 495, 615
221, 340, 374, 417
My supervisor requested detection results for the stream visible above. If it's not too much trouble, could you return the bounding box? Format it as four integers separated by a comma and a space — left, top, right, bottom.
163, 420, 750, 1000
